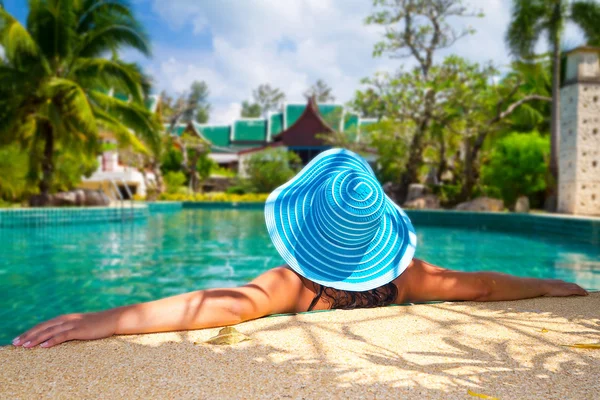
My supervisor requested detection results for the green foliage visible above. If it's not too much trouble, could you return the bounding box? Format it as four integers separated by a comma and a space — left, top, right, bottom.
212, 165, 237, 178
367, 120, 412, 184
431, 184, 462, 207
161, 146, 184, 174
244, 149, 301, 193
0, 144, 35, 201
51, 146, 98, 193
196, 153, 216, 182
163, 171, 187, 194
225, 185, 248, 195
481, 132, 549, 208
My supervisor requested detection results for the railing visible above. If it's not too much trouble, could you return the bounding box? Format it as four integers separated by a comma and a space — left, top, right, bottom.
107, 178, 135, 221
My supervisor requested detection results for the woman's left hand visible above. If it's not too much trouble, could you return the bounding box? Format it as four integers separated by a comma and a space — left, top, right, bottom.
12, 311, 118, 349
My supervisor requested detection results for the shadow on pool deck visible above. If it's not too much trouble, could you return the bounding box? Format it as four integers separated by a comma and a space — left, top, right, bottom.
1, 294, 599, 399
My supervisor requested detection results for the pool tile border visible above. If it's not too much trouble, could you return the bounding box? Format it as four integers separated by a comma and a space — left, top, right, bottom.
405, 210, 600, 246
0, 206, 148, 227
0, 202, 598, 246
146, 201, 183, 213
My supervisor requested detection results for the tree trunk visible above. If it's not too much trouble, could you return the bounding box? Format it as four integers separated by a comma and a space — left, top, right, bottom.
461, 140, 475, 201
189, 151, 201, 192
396, 87, 436, 203
397, 129, 425, 203
436, 136, 447, 183
153, 163, 165, 194
460, 132, 487, 201
39, 122, 54, 196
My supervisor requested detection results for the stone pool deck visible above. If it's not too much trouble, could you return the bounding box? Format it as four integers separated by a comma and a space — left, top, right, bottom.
1, 294, 598, 399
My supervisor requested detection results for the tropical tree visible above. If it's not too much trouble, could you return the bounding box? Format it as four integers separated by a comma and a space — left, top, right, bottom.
0, 0, 160, 202
252, 84, 286, 118
506, 0, 600, 183
304, 79, 335, 102
182, 81, 210, 124
365, 0, 480, 202
352, 56, 551, 201
239, 84, 286, 118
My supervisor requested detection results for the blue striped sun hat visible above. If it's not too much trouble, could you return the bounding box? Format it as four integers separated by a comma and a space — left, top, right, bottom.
265, 148, 417, 291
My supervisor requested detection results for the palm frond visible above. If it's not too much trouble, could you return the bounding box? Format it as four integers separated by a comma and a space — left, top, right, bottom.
505, 0, 547, 58
89, 90, 161, 153
76, 23, 150, 58
71, 58, 144, 103
0, 7, 38, 61
78, 0, 135, 33
92, 105, 148, 154
26, 0, 78, 62
570, 0, 600, 46
41, 77, 97, 139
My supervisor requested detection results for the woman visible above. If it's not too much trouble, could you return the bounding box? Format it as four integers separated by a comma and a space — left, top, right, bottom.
13, 149, 587, 349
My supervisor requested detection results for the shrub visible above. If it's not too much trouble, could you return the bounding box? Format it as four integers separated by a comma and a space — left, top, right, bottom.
481, 131, 549, 208
163, 171, 187, 194
244, 149, 301, 193
160, 147, 184, 175
431, 184, 462, 207
158, 192, 269, 202
211, 165, 237, 178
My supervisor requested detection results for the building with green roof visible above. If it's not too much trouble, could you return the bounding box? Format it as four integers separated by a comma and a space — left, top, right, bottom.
170, 97, 377, 170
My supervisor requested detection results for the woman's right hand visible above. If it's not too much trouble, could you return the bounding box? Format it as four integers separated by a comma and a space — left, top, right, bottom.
12, 310, 119, 349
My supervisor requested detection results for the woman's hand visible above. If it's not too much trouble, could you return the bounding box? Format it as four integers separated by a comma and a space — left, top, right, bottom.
543, 279, 589, 297
12, 310, 118, 349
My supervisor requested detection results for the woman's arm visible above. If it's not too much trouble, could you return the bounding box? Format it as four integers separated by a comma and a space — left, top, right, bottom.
398, 258, 588, 303
13, 267, 308, 349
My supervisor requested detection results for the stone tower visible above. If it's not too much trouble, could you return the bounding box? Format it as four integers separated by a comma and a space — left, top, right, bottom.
558, 47, 600, 216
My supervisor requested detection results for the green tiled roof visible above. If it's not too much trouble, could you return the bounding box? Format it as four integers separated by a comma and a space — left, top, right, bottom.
194, 123, 231, 148
269, 113, 283, 138
232, 119, 267, 142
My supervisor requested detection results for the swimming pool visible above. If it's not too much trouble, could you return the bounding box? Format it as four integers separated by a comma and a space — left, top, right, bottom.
1, 208, 599, 345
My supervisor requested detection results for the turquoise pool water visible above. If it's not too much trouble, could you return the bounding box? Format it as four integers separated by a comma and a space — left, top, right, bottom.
1, 209, 599, 345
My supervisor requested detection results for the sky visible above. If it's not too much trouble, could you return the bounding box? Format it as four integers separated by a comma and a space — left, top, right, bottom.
2, 0, 588, 124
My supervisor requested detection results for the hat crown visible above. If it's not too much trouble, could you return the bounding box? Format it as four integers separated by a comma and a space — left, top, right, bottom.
313, 170, 386, 245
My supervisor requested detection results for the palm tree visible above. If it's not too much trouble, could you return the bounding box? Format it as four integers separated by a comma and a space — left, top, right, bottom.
506, 0, 600, 186
0, 0, 161, 201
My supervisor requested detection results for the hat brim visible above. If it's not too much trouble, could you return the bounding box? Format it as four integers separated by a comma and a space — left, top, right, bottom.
265, 148, 417, 292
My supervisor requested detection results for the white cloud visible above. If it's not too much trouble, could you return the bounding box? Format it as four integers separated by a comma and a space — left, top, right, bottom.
211, 102, 242, 125
147, 0, 586, 123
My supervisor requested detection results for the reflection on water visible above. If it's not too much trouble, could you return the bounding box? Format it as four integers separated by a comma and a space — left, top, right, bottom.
0, 209, 598, 344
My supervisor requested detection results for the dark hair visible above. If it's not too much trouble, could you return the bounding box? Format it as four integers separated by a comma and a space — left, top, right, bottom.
307, 281, 398, 311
